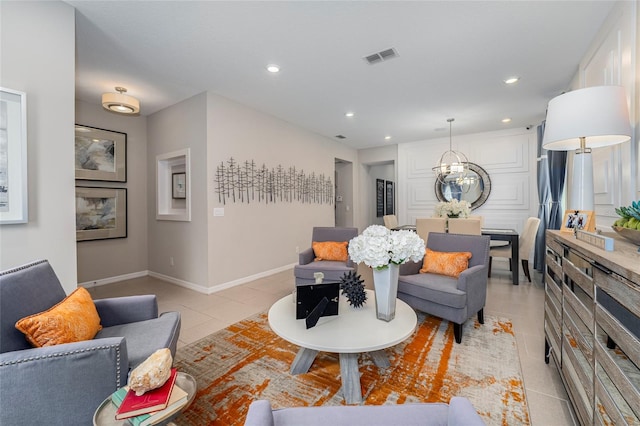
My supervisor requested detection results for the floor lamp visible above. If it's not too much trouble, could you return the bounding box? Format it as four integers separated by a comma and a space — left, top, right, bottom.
542, 85, 631, 212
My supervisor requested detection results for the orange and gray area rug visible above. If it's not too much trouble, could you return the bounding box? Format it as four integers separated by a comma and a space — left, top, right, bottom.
173, 311, 530, 425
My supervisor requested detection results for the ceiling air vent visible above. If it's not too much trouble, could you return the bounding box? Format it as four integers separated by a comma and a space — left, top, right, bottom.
364, 47, 398, 65
335, 135, 346, 139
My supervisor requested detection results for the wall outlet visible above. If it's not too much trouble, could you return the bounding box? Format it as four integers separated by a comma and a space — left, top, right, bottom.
213, 207, 224, 217
170, 257, 174, 267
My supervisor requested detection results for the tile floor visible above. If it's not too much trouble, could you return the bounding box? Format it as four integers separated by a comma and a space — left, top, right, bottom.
87, 258, 576, 425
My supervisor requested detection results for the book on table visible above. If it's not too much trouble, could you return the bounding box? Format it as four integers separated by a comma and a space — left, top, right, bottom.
111, 382, 189, 426
114, 368, 179, 420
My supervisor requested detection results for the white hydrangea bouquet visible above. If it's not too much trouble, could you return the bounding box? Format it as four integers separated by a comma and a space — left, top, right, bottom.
435, 199, 471, 218
348, 225, 425, 270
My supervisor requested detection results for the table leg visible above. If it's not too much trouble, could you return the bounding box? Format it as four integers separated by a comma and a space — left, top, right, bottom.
291, 347, 319, 375
369, 350, 390, 368
512, 234, 519, 285
339, 353, 362, 404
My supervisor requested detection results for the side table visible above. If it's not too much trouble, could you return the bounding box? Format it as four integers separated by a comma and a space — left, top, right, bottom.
93, 372, 197, 426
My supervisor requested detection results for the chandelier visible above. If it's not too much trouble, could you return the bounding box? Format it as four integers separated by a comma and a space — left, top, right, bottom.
432, 118, 471, 186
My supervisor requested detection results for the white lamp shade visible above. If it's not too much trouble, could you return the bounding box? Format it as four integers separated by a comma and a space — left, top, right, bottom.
542, 85, 631, 150
102, 92, 140, 114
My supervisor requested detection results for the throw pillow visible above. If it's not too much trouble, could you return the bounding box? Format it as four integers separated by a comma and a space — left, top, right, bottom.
312, 241, 349, 262
15, 287, 102, 347
420, 248, 472, 278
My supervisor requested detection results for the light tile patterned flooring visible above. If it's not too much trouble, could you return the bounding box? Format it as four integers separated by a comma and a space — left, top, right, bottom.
88, 259, 576, 425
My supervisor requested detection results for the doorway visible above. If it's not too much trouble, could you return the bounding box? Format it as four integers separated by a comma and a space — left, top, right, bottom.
334, 158, 353, 227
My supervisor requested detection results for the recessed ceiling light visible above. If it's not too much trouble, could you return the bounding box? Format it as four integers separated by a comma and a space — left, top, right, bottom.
502, 118, 512, 123
384, 136, 391, 141
504, 77, 519, 85
266, 64, 280, 73
345, 112, 355, 117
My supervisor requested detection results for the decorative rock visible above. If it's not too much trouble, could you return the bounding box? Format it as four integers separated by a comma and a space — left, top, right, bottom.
128, 348, 173, 396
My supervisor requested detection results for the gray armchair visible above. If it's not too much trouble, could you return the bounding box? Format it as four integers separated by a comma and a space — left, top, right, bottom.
0, 260, 181, 426
398, 232, 490, 344
294, 227, 358, 285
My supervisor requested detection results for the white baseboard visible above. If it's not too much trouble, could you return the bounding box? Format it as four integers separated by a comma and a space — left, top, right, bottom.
79, 270, 149, 288
84, 263, 296, 295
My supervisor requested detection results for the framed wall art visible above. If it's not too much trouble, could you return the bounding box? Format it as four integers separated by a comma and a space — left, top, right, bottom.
76, 187, 127, 241
385, 180, 395, 215
376, 179, 384, 217
172, 172, 186, 199
561, 209, 595, 233
75, 124, 126, 182
0, 87, 28, 224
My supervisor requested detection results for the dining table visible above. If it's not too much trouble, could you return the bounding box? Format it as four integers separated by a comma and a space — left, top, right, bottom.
392, 225, 520, 285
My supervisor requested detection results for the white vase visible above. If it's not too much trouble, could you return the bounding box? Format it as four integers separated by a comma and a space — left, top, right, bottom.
372, 263, 399, 321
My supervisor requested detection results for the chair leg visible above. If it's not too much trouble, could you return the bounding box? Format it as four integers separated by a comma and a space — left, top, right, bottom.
477, 308, 484, 324
522, 259, 531, 282
488, 257, 492, 277
508, 259, 512, 271
453, 323, 462, 344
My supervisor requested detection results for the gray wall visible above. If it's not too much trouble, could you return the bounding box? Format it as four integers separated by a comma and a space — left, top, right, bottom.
0, 1, 77, 293
75, 100, 149, 284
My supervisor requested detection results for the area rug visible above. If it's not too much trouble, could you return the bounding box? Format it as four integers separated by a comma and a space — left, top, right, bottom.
173, 311, 529, 425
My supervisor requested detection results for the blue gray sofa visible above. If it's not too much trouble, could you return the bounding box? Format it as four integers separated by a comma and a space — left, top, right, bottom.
398, 232, 490, 344
0, 259, 181, 426
244, 397, 485, 425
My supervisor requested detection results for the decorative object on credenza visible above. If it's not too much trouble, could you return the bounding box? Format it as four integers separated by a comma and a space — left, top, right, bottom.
76, 186, 127, 241
340, 271, 367, 308
560, 209, 594, 233
75, 124, 127, 182
435, 199, 471, 219
612, 200, 640, 247
214, 157, 333, 205
543, 85, 631, 212
0, 87, 28, 224
348, 225, 425, 321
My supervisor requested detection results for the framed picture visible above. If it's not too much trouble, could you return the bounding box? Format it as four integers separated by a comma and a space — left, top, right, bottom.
76, 187, 127, 242
172, 172, 186, 199
376, 179, 384, 217
0, 87, 28, 224
75, 124, 126, 182
561, 210, 595, 233
385, 180, 395, 215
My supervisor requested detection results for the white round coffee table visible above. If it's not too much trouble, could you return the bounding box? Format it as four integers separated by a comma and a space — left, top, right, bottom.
268, 289, 417, 404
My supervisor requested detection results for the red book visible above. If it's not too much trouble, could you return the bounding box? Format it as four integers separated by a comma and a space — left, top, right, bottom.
115, 368, 178, 420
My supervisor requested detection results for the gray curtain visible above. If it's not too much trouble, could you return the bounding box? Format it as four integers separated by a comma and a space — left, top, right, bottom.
548, 146, 567, 231
534, 123, 550, 272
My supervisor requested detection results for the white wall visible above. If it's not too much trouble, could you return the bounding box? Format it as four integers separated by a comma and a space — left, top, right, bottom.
399, 128, 538, 235
206, 93, 357, 290
147, 93, 209, 291
0, 1, 78, 293
75, 100, 148, 284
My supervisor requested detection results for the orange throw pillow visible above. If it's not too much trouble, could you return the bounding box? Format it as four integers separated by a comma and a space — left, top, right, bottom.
312, 241, 349, 262
420, 248, 472, 278
15, 287, 102, 347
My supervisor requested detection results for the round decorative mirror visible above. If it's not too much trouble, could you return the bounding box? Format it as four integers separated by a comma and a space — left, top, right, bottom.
434, 162, 491, 210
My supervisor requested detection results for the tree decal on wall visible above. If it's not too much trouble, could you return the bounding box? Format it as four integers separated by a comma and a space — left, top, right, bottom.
214, 157, 334, 205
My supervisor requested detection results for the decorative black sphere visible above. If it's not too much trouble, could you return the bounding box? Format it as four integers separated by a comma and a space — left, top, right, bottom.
340, 271, 367, 308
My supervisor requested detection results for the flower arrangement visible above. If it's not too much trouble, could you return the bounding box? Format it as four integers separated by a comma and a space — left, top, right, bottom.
348, 225, 425, 270
435, 199, 471, 218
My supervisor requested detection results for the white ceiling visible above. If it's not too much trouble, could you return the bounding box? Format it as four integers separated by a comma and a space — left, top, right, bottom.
68, 1, 614, 149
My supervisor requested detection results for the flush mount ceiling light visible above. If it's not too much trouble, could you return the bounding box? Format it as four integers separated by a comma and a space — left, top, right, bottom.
504, 77, 520, 85
502, 117, 512, 123
266, 64, 280, 73
384, 135, 392, 141
102, 87, 140, 114
345, 112, 355, 117
432, 118, 471, 188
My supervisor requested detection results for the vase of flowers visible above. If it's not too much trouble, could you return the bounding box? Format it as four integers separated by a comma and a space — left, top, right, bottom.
435, 199, 471, 219
348, 225, 425, 321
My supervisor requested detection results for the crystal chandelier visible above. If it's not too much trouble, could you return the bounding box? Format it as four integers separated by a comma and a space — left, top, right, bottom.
432, 118, 470, 186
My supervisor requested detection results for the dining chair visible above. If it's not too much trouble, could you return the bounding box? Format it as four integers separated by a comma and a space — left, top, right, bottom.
469, 215, 484, 227
489, 217, 541, 282
383, 215, 398, 229
447, 218, 482, 235
415, 217, 446, 243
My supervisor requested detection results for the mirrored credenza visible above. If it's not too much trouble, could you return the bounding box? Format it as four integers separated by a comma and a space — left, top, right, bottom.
545, 230, 640, 425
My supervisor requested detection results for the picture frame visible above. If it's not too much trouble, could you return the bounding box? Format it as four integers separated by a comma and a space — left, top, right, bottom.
376, 179, 384, 217
0, 87, 28, 224
76, 187, 127, 242
172, 172, 186, 199
561, 209, 595, 233
385, 180, 395, 215
75, 124, 127, 182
